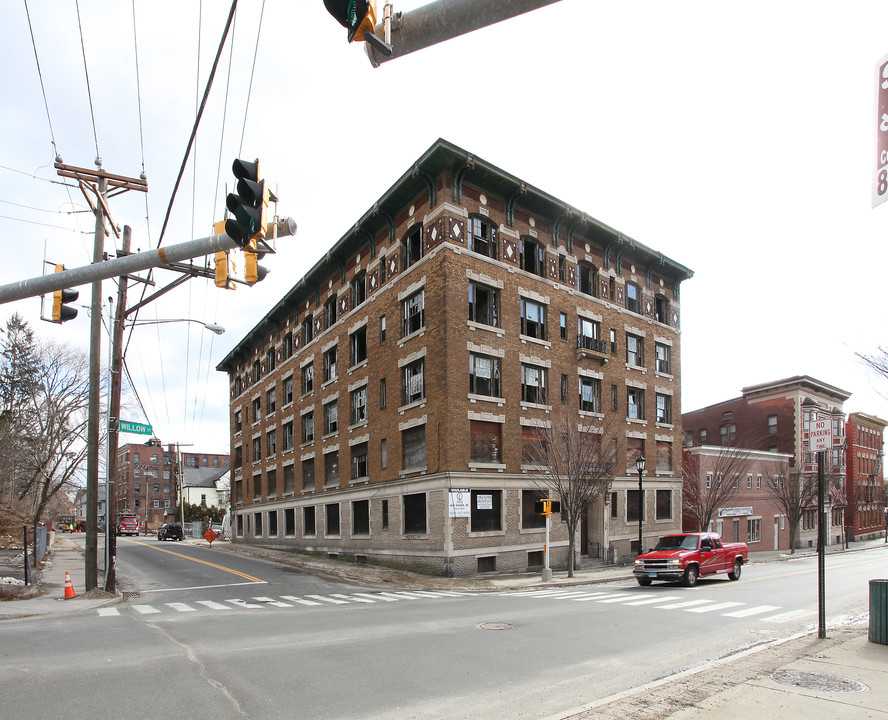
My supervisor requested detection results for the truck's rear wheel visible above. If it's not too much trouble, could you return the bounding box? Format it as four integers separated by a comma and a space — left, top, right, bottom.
682, 565, 699, 587
728, 559, 742, 581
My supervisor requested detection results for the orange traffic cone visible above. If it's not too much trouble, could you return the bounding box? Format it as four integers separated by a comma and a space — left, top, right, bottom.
64, 572, 76, 600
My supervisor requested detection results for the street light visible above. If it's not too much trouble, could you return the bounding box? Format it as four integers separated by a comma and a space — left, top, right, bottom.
636, 455, 646, 556
128, 318, 225, 334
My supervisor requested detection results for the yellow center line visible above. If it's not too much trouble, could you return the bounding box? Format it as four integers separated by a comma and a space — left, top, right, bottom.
119, 538, 265, 583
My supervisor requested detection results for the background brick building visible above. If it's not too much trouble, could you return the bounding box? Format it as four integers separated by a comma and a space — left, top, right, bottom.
683, 376, 852, 550
115, 442, 229, 531
217, 139, 693, 575
845, 412, 886, 541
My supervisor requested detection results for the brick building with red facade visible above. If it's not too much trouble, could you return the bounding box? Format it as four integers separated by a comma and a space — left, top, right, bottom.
216, 139, 693, 575
845, 412, 886, 541
115, 442, 230, 531
683, 376, 855, 550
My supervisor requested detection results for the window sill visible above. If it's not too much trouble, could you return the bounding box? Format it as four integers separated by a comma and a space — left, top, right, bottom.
626, 418, 648, 426
625, 363, 647, 374
519, 334, 551, 349
398, 399, 427, 414
467, 320, 505, 337
398, 328, 426, 347
468, 530, 505, 538
655, 422, 675, 430
399, 465, 428, 478
468, 393, 505, 406
349, 420, 369, 432
348, 360, 368, 374
654, 371, 674, 381
349, 476, 369, 486
520, 401, 551, 411
579, 410, 604, 419
468, 462, 506, 472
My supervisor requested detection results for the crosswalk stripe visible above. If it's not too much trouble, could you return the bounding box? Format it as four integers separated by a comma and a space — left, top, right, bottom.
763, 609, 814, 623
165, 602, 196, 612
195, 600, 228, 610
387, 592, 428, 599
722, 604, 781, 618
622, 596, 681, 606
330, 593, 375, 603
97, 607, 120, 616
656, 599, 714, 610
684, 601, 745, 614
595, 595, 635, 604
133, 604, 161, 614
353, 592, 398, 602
573, 593, 628, 602
254, 596, 293, 608
305, 594, 349, 605
280, 595, 322, 606
226, 599, 263, 609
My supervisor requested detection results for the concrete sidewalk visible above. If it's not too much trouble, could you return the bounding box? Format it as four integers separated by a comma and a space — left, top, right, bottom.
0, 534, 119, 620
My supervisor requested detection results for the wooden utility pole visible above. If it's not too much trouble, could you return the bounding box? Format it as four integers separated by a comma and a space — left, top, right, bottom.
104, 226, 131, 593
54, 163, 147, 590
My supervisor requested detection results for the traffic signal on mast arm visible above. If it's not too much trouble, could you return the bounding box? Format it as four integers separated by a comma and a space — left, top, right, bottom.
51, 264, 78, 323
243, 239, 269, 286
225, 158, 266, 248
324, 0, 377, 42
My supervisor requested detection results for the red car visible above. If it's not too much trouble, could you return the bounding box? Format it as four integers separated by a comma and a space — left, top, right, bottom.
634, 532, 748, 587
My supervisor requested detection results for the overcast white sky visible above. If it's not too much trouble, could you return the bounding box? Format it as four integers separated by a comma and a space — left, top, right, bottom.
3, 1, 888, 456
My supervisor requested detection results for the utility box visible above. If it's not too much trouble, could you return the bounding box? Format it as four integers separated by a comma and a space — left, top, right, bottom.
870, 579, 888, 645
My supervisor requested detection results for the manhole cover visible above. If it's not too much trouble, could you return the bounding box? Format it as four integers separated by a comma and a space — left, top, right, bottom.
477, 621, 515, 631
770, 670, 868, 694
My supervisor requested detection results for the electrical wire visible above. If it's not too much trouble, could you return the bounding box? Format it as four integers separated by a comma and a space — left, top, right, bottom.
22, 0, 60, 163
74, 0, 101, 164
238, 0, 267, 156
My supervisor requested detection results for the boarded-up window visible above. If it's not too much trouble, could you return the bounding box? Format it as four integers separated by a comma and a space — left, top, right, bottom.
352, 499, 370, 535
470, 420, 501, 463
471, 489, 502, 532
522, 489, 547, 529
403, 493, 426, 534
657, 440, 672, 472
284, 465, 295, 495
303, 506, 316, 535
522, 426, 547, 464
626, 436, 644, 474
402, 425, 426, 470
302, 458, 314, 491
656, 489, 672, 520
325, 503, 340, 536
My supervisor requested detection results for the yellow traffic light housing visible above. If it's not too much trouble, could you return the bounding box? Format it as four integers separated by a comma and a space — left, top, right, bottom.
51, 264, 79, 323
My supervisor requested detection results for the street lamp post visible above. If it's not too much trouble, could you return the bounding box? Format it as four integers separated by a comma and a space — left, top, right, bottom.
636, 455, 646, 556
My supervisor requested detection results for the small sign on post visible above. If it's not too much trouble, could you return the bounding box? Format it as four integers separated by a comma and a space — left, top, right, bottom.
119, 420, 153, 436
809, 419, 832, 453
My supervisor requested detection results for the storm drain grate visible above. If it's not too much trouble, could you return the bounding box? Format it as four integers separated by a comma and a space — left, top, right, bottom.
121, 591, 141, 599
477, 621, 515, 631
770, 670, 868, 694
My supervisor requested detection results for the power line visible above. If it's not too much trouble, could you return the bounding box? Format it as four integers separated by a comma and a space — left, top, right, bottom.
22, 0, 60, 163
74, 0, 101, 164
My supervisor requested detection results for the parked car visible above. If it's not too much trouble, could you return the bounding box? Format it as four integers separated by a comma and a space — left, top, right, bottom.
157, 523, 184, 541
211, 523, 223, 535
633, 532, 748, 587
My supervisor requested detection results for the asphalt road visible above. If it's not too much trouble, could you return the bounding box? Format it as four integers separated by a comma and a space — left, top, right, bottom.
0, 544, 880, 720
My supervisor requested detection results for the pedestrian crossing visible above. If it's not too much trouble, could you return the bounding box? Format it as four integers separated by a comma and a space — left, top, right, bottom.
96, 589, 476, 617
498, 588, 814, 624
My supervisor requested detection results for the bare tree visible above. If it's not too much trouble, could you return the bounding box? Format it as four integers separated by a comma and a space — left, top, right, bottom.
526, 410, 618, 577
682, 445, 757, 533
857, 347, 888, 387
763, 465, 817, 553
13, 336, 90, 527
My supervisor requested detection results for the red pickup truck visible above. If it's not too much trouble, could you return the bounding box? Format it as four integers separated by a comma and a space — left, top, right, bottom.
633, 532, 748, 587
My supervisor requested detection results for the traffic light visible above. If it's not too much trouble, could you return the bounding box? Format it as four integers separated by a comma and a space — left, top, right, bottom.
244, 243, 269, 286
51, 264, 78, 323
225, 158, 266, 247
324, 0, 377, 42
534, 499, 561, 517
214, 251, 237, 290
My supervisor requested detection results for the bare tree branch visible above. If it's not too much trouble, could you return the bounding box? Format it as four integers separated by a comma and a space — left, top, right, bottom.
682, 445, 759, 532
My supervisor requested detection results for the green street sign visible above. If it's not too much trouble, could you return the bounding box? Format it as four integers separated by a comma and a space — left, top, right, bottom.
119, 420, 153, 435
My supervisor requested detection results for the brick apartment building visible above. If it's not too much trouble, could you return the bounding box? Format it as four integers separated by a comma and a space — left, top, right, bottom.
682, 445, 793, 551
682, 376, 852, 550
115, 442, 230, 531
845, 412, 886, 541
216, 139, 693, 575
